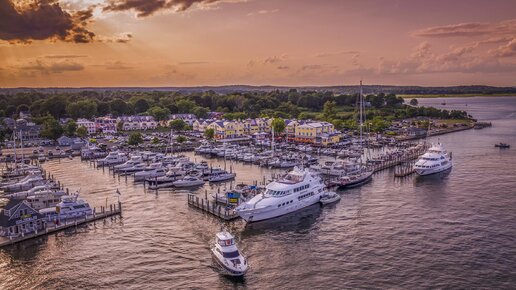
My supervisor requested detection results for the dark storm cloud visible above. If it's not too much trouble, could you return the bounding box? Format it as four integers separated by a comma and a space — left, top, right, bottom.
103, 0, 231, 17
0, 0, 95, 43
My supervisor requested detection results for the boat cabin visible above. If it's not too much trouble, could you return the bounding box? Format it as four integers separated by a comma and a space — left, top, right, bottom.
279, 168, 306, 184
216, 231, 235, 247
0, 199, 45, 237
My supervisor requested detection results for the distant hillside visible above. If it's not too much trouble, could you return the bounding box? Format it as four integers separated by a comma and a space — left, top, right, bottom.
1, 85, 516, 95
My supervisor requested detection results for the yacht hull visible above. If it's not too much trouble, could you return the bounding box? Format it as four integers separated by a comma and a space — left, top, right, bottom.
415, 163, 453, 176
236, 194, 322, 223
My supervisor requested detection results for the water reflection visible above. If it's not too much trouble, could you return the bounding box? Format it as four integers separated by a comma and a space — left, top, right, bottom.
242, 203, 323, 235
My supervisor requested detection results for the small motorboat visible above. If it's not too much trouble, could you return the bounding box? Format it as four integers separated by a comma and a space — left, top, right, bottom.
211, 229, 249, 277
495, 143, 510, 148
319, 191, 341, 205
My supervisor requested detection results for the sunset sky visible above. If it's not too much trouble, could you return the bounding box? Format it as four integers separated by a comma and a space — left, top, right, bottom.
1, 0, 515, 87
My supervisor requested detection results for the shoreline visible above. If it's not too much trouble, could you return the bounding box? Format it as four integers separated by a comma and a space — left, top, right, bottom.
400, 94, 516, 99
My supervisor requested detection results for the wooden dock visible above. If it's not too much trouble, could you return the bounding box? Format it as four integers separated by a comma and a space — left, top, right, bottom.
370, 145, 427, 173
187, 194, 239, 221
394, 161, 416, 177
0, 202, 122, 248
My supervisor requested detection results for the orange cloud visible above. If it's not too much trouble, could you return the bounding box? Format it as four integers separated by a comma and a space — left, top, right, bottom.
413, 19, 516, 38
103, 0, 245, 17
0, 0, 95, 43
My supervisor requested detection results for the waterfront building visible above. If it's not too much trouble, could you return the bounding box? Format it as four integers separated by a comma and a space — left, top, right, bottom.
169, 114, 197, 126
294, 121, 340, 145
57, 136, 73, 146
193, 119, 213, 132
118, 116, 157, 131
95, 117, 117, 134
15, 119, 41, 141
1, 118, 41, 141
0, 199, 45, 237
207, 120, 246, 139
77, 118, 97, 135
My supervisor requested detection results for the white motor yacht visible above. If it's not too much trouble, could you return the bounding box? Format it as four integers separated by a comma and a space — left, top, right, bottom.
329, 168, 373, 189
134, 163, 167, 182
209, 172, 236, 183
413, 143, 453, 175
0, 173, 45, 192
40, 195, 92, 221
235, 167, 328, 222
172, 175, 205, 187
26, 190, 68, 210
113, 156, 143, 171
211, 229, 249, 277
97, 152, 127, 166
118, 163, 147, 175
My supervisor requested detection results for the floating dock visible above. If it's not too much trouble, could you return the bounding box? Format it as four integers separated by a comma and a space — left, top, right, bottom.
187, 194, 239, 221
0, 202, 122, 248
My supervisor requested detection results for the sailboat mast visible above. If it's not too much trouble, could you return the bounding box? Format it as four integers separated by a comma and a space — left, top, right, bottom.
271, 124, 275, 152
359, 80, 363, 145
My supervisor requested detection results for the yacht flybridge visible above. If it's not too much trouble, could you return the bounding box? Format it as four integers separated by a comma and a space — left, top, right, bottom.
413, 142, 453, 175
235, 167, 328, 222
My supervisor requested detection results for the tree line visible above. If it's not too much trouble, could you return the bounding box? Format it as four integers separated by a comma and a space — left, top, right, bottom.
0, 90, 470, 139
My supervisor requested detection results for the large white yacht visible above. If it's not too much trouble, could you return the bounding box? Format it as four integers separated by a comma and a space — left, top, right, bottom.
235, 167, 327, 222
413, 143, 453, 176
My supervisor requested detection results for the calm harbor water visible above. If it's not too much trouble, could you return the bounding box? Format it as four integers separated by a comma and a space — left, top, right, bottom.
1, 96, 516, 289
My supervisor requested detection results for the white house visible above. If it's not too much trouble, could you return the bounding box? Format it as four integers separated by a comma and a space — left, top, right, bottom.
118, 116, 157, 131
95, 117, 117, 134
76, 118, 96, 135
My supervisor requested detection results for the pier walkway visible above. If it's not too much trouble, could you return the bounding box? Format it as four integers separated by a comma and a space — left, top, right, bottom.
369, 145, 428, 173
187, 194, 239, 221
0, 202, 122, 248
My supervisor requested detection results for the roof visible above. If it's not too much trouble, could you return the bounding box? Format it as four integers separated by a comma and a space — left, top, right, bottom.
0, 199, 43, 228
216, 230, 235, 241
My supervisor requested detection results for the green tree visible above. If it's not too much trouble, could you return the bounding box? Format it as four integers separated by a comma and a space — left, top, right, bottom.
176, 99, 196, 113
128, 132, 143, 145
6, 105, 16, 117
323, 100, 337, 120
204, 128, 215, 140
147, 106, 170, 121
109, 99, 129, 116
409, 98, 419, 106
223, 112, 247, 120
76, 126, 88, 138
193, 106, 209, 118
370, 117, 391, 133
271, 118, 286, 134
66, 100, 98, 119
64, 120, 77, 137
41, 96, 67, 118
40, 116, 63, 140
367, 94, 385, 108
134, 98, 150, 113
176, 135, 187, 143
151, 137, 160, 144
116, 121, 124, 132
169, 119, 187, 131
16, 104, 30, 115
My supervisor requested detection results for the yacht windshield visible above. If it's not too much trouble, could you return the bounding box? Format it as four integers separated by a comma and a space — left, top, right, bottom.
222, 250, 240, 258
